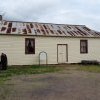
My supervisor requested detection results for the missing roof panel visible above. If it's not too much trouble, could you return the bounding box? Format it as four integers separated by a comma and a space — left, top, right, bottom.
12, 28, 16, 32
57, 30, 62, 34
30, 23, 34, 28
1, 27, 6, 31
76, 27, 87, 35
4, 21, 7, 25
36, 29, 40, 33
83, 27, 91, 31
6, 28, 11, 34
50, 30, 54, 34
41, 29, 46, 35
23, 29, 27, 34
8, 23, 12, 28
43, 25, 47, 29
46, 30, 49, 34
27, 28, 32, 33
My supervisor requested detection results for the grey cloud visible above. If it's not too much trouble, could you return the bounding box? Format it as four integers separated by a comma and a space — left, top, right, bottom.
0, 0, 100, 31
1, 0, 60, 21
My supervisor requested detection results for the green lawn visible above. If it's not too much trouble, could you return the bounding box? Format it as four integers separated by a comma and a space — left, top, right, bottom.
0, 64, 100, 84
0, 65, 63, 84
78, 65, 100, 72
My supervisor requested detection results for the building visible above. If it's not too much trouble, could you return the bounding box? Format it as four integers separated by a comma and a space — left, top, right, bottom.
0, 17, 100, 65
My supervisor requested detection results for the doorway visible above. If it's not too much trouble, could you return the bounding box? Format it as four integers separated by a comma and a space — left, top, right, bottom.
57, 44, 68, 64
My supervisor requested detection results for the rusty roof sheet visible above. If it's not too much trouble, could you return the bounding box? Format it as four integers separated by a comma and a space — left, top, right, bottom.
0, 20, 100, 37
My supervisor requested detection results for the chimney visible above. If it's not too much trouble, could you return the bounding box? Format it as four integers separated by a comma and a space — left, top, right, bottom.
0, 15, 2, 20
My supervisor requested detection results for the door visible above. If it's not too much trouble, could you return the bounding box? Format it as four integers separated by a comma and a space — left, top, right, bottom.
57, 44, 68, 63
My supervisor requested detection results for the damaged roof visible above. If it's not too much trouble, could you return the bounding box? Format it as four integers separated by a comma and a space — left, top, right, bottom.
0, 20, 100, 37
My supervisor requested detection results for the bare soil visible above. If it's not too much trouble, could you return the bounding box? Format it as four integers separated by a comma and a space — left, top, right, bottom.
0, 69, 100, 100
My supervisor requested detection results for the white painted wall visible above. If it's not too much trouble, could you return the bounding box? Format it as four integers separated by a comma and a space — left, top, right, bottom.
0, 35, 100, 65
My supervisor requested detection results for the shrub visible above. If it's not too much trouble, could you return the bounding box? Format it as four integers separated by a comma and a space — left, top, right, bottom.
81, 60, 100, 65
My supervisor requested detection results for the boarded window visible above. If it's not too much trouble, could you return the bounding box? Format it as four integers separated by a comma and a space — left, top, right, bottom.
25, 38, 35, 54
80, 40, 88, 54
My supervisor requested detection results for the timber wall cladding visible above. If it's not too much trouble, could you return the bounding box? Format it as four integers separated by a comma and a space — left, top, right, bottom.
0, 35, 100, 65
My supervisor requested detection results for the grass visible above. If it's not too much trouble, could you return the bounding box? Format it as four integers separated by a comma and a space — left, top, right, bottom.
0, 65, 63, 84
0, 64, 100, 84
78, 65, 100, 73
1, 64, 100, 100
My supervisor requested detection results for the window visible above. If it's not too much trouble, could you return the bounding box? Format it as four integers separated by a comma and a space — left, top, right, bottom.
80, 40, 88, 54
25, 38, 35, 54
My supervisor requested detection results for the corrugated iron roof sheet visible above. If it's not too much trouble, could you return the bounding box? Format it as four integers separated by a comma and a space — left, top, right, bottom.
0, 20, 100, 37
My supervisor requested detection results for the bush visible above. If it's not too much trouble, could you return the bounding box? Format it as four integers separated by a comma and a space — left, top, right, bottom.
81, 60, 100, 65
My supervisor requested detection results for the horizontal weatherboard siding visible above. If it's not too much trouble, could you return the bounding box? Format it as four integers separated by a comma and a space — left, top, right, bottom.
0, 35, 100, 65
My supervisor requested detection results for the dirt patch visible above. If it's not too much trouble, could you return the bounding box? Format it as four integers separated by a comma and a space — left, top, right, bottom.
1, 70, 100, 100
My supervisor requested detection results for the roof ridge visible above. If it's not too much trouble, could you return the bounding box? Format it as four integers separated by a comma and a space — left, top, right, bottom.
1, 20, 85, 26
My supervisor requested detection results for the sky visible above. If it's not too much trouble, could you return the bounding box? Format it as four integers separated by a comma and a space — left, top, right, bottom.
0, 0, 100, 31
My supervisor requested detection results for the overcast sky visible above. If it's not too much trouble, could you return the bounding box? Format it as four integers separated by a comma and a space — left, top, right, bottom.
0, 0, 100, 31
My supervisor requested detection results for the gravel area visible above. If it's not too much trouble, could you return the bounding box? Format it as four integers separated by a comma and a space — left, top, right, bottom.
1, 70, 100, 100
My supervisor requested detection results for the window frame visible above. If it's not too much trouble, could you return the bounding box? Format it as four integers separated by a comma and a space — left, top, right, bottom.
25, 38, 35, 54
80, 40, 88, 54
